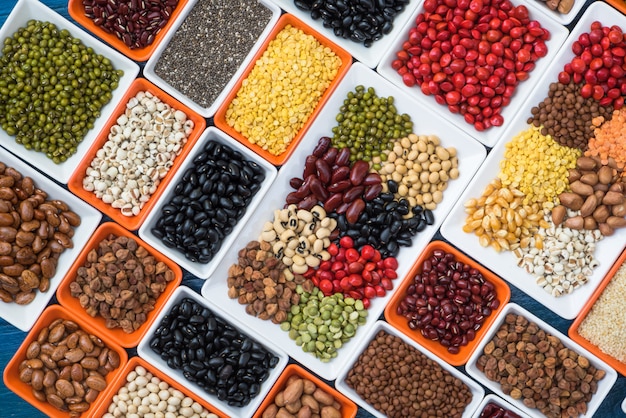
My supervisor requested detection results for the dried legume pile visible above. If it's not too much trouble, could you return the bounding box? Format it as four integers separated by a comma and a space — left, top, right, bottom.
294, 0, 411, 47
154, 0, 273, 108
225, 24, 343, 156
345, 329, 473, 417
82, 0, 180, 50
0, 20, 123, 163
578, 259, 626, 363
391, 0, 550, 132
103, 365, 219, 418
69, 233, 176, 333
0, 162, 81, 305
83, 90, 194, 217
476, 312, 606, 418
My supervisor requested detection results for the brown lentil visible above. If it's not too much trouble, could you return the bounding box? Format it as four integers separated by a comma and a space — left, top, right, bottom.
499, 125, 581, 210
18, 317, 121, 417
528, 81, 614, 151
225, 24, 343, 156
578, 259, 626, 363
345, 329, 473, 418
463, 178, 548, 252
374, 133, 459, 211
476, 312, 606, 418
154, 0, 273, 108
0, 162, 80, 305
68, 233, 176, 334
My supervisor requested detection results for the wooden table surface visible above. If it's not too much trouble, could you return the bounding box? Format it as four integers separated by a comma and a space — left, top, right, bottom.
0, 0, 624, 416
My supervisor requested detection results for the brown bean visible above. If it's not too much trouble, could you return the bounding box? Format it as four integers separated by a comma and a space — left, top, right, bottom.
0, 226, 17, 242
15, 291, 35, 305
68, 402, 90, 412
55, 379, 75, 399
84, 388, 100, 404
40, 258, 56, 279
64, 348, 86, 363
43, 370, 57, 388
46, 393, 65, 409
85, 374, 107, 391
31, 369, 45, 391
0, 187, 16, 200
61, 211, 81, 227
107, 350, 121, 368
26, 341, 41, 359
0, 213, 13, 226
48, 323, 66, 344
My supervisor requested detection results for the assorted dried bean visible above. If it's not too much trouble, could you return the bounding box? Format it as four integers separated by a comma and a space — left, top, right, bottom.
476, 312, 606, 418
578, 259, 626, 363
19, 318, 121, 417
0, 163, 80, 305
151, 141, 265, 263
225, 24, 343, 156
396, 248, 500, 354
0, 20, 123, 163
83, 90, 194, 217
148, 297, 280, 407
69, 233, 176, 333
82, 0, 180, 50
345, 329, 473, 418
103, 365, 218, 418
294, 0, 411, 47
154, 0, 273, 108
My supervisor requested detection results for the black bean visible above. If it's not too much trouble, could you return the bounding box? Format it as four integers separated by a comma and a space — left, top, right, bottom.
151, 141, 265, 264
148, 298, 279, 406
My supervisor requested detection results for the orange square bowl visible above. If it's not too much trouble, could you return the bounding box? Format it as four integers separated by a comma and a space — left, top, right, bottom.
384, 240, 511, 366
569, 246, 626, 376
213, 13, 352, 167
253, 364, 358, 418
68, 77, 206, 231
3, 304, 128, 418
56, 222, 183, 348
67, 0, 191, 62
90, 356, 229, 417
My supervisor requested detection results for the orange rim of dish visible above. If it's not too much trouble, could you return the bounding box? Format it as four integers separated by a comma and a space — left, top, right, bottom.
384, 240, 511, 366
67, 77, 206, 231
214, 13, 352, 167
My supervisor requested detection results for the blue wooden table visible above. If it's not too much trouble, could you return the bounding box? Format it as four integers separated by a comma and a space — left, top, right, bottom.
0, 0, 624, 416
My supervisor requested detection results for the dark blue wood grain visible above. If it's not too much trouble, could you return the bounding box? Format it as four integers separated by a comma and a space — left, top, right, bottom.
0, 0, 624, 416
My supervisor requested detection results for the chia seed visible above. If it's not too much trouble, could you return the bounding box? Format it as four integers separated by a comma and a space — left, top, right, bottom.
154, 0, 273, 109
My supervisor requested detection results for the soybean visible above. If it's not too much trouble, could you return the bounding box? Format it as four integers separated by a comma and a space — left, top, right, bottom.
225, 24, 343, 157
0, 20, 123, 163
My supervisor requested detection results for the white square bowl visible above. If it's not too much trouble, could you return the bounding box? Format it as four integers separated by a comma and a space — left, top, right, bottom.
0, 150, 102, 331
201, 61, 487, 381
136, 285, 289, 418
143, 0, 282, 118
267, 0, 421, 69
335, 320, 485, 418
138, 126, 277, 279
471, 393, 532, 418
376, 0, 569, 148
0, 0, 139, 184
465, 303, 618, 418
440, 1, 626, 320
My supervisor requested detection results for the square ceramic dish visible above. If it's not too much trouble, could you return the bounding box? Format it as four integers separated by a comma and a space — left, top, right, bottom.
0, 0, 139, 184
0, 152, 101, 331
3, 304, 128, 418
606, 0, 626, 16
137, 126, 277, 279
252, 363, 358, 418
470, 394, 531, 418
376, 0, 569, 148
201, 61, 487, 381
67, 77, 206, 231
522, 0, 589, 26
568, 247, 626, 376
55, 222, 183, 348
89, 356, 229, 417
335, 320, 485, 418
267, 0, 420, 68
143, 0, 282, 118
68, 0, 193, 62
213, 13, 353, 166
384, 240, 511, 366
136, 285, 289, 418
440, 1, 626, 320
465, 303, 618, 418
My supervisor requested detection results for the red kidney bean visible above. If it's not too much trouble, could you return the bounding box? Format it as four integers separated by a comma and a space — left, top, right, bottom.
480, 402, 521, 418
392, 0, 550, 131
312, 136, 331, 157
396, 248, 500, 354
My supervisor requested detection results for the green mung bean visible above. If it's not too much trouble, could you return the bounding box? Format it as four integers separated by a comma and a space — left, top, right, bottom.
0, 20, 122, 163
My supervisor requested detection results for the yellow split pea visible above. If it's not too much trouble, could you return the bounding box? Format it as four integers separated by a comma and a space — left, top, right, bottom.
225, 25, 342, 156
499, 125, 581, 210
